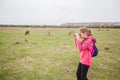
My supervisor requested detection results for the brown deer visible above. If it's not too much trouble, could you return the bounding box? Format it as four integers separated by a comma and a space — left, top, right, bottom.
46, 31, 51, 36
68, 31, 74, 36
25, 31, 30, 36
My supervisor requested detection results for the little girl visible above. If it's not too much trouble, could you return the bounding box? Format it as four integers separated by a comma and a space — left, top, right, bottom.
75, 28, 96, 80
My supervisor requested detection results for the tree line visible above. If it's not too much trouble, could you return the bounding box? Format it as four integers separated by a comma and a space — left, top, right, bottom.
0, 24, 120, 28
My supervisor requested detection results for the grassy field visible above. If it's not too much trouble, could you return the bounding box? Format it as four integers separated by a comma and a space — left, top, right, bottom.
0, 27, 120, 80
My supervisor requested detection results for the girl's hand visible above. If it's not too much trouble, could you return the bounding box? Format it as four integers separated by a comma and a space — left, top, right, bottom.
74, 33, 80, 40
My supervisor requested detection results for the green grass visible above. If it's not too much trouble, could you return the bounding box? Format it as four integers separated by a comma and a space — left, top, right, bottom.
0, 27, 120, 80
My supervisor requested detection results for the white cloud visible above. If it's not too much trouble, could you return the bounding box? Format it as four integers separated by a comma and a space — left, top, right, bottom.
0, 0, 120, 25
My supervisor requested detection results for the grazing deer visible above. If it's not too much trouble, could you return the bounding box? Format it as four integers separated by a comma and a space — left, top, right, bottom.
46, 31, 51, 36
68, 31, 74, 36
25, 31, 30, 36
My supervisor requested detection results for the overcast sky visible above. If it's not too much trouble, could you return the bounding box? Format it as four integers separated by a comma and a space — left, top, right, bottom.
0, 0, 120, 25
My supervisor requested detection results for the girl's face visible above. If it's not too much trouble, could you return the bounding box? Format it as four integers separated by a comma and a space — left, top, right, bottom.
80, 32, 87, 39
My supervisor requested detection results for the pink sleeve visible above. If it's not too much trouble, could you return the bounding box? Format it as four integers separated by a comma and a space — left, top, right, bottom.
81, 39, 93, 50
75, 38, 93, 51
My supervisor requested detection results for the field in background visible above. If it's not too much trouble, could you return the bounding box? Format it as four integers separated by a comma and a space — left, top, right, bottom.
0, 27, 120, 80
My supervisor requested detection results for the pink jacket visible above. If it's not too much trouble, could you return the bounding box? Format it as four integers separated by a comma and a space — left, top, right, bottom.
75, 36, 96, 66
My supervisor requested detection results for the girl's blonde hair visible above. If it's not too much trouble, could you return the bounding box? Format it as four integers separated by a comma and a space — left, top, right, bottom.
80, 27, 92, 36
